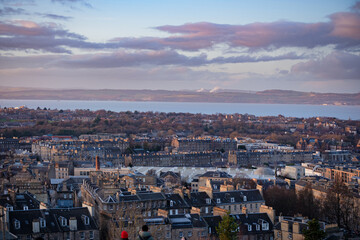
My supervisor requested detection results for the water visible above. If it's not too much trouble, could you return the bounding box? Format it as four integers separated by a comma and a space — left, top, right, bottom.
0, 99, 359, 120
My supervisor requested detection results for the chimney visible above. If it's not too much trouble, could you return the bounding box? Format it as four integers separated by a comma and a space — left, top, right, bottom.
242, 206, 248, 217
259, 205, 275, 224
69, 217, 77, 231
95, 156, 100, 171
293, 222, 300, 233
32, 219, 40, 233
256, 185, 263, 197
281, 220, 289, 232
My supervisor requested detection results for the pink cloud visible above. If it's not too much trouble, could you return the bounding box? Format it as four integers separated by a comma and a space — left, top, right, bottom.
291, 51, 360, 80
110, 12, 360, 52
330, 12, 360, 40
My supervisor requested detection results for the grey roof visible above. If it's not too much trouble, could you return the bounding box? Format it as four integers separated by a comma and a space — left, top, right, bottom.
9, 207, 98, 235
164, 193, 190, 209
199, 171, 233, 178
169, 214, 207, 229
212, 190, 264, 204
137, 192, 166, 201
231, 213, 273, 234
184, 192, 215, 207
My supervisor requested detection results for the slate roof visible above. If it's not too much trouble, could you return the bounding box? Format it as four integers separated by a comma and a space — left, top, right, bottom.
9, 207, 98, 235
231, 213, 273, 235
199, 171, 233, 178
212, 190, 264, 205
202, 215, 222, 235
137, 192, 166, 201
160, 171, 181, 179
169, 214, 207, 229
0, 192, 40, 210
163, 193, 190, 209
184, 192, 215, 207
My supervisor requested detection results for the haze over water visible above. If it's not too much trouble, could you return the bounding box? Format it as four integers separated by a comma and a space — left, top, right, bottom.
1, 99, 359, 120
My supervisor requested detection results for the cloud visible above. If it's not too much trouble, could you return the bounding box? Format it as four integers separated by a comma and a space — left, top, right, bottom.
110, 12, 360, 52
0, 0, 36, 7
0, 20, 105, 53
51, 0, 92, 8
0, 7, 26, 15
0, 50, 306, 69
291, 51, 360, 80
352, 1, 360, 11
38, 13, 73, 21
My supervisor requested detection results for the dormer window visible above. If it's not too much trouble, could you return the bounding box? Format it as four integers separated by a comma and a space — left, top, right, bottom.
40, 218, 46, 228
59, 217, 67, 226
170, 200, 173, 207
248, 225, 252, 231
206, 198, 211, 204
23, 206, 28, 210
217, 198, 221, 204
82, 215, 90, 225
262, 222, 269, 230
231, 197, 235, 203
243, 196, 247, 201
14, 219, 20, 229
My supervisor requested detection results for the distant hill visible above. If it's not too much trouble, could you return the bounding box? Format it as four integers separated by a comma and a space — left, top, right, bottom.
0, 87, 359, 105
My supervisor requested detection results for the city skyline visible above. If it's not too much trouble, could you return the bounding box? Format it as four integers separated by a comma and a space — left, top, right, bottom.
0, 0, 359, 93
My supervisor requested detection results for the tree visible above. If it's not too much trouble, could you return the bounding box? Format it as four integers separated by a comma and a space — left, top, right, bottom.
303, 219, 326, 240
263, 186, 297, 216
216, 212, 239, 240
297, 184, 320, 219
322, 179, 358, 231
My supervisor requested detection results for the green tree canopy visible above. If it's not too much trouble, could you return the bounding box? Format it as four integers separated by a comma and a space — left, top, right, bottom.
216, 212, 239, 240
303, 219, 326, 240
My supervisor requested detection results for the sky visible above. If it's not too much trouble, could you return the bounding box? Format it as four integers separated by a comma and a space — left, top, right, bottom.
0, 0, 359, 93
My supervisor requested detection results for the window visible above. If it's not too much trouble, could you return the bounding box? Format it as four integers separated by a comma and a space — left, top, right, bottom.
23, 206, 28, 210
205, 207, 209, 214
89, 231, 94, 239
188, 231, 192, 237
170, 209, 173, 215
217, 198, 221, 203
243, 196, 247, 201
166, 232, 171, 238
66, 232, 70, 240
80, 232, 85, 240
69, 194, 72, 199
175, 209, 178, 215
26, 235, 31, 240
170, 200, 173, 207
14, 219, 20, 229
256, 224, 260, 231
262, 223, 269, 230
248, 225, 252, 231
64, 194, 67, 199
60, 217, 67, 226
288, 233, 292, 240
179, 231, 183, 238
40, 218, 46, 228
231, 197, 235, 203
83, 215, 90, 225
206, 198, 211, 204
